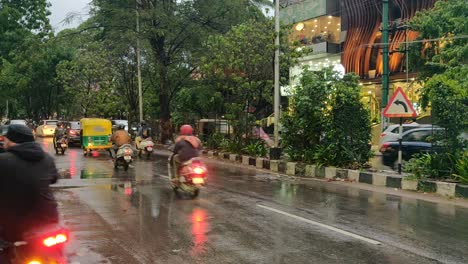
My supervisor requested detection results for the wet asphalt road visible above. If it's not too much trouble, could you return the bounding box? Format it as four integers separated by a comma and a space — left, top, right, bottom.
40, 138, 468, 264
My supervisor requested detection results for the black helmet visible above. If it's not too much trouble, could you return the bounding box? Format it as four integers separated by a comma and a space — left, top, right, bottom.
117, 124, 125, 130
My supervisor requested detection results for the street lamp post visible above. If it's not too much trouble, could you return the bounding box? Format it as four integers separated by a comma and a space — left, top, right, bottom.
382, 0, 390, 132
273, 0, 281, 151
136, 1, 143, 123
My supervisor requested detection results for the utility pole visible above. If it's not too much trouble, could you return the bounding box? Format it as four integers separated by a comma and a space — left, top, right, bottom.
273, 0, 280, 148
382, 0, 390, 131
136, 1, 143, 123
6, 100, 9, 120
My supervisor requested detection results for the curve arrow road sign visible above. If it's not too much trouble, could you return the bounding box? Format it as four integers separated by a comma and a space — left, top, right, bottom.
383, 87, 417, 118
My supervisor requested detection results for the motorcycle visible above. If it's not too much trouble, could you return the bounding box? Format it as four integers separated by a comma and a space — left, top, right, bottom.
168, 156, 207, 199
114, 144, 133, 171
54, 137, 68, 155
0, 224, 69, 264
137, 137, 154, 159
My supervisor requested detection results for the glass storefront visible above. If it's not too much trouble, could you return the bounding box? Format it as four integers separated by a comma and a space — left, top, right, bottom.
290, 15, 341, 47
361, 79, 426, 123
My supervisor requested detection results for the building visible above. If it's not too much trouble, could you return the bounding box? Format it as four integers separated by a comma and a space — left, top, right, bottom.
282, 0, 437, 121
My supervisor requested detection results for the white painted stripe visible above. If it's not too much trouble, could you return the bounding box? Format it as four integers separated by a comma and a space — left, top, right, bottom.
257, 204, 382, 245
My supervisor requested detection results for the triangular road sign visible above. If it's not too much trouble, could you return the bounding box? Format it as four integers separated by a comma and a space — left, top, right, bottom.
383, 87, 417, 118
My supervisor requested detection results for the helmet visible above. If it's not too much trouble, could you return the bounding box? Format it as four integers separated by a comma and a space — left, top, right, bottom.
57, 121, 64, 128
140, 120, 147, 126
117, 124, 125, 130
180, 124, 194, 135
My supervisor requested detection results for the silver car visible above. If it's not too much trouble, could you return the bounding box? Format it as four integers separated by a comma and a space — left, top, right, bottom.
380, 123, 435, 146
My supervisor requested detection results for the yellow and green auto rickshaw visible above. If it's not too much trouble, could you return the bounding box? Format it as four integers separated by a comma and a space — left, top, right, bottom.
80, 118, 113, 156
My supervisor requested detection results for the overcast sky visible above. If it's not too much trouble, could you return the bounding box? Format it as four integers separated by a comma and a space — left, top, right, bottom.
48, 0, 91, 31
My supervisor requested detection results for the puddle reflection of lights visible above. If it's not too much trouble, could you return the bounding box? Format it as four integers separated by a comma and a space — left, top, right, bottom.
191, 208, 209, 255
68, 151, 77, 178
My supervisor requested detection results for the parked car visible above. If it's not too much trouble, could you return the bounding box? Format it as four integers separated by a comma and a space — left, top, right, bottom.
35, 120, 59, 137
5, 119, 28, 126
0, 125, 9, 153
380, 127, 445, 167
380, 123, 435, 146
65, 121, 81, 146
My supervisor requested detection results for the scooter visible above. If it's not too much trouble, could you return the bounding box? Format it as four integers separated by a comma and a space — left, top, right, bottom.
114, 144, 133, 171
168, 156, 207, 199
54, 137, 68, 155
137, 137, 154, 159
0, 224, 69, 264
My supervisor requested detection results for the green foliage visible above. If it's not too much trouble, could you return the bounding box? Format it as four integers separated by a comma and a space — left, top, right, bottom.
404, 152, 465, 180
205, 133, 225, 150
453, 152, 468, 184
281, 68, 372, 168
407, 0, 468, 182
242, 141, 268, 157
409, 0, 468, 76
404, 153, 434, 179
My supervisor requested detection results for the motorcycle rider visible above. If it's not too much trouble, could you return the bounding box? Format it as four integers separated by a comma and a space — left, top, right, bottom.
0, 125, 59, 244
135, 120, 152, 150
110, 124, 131, 159
53, 121, 67, 147
171, 124, 202, 180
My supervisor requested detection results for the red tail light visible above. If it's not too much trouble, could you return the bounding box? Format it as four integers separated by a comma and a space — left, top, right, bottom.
380, 143, 392, 153
0, 136, 3, 141
43, 233, 68, 247
380, 133, 386, 138
193, 167, 205, 175
69, 130, 77, 135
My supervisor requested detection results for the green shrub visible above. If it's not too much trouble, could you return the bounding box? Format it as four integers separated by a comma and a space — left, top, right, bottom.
281, 69, 371, 168
205, 133, 225, 150
453, 152, 468, 184
242, 141, 268, 157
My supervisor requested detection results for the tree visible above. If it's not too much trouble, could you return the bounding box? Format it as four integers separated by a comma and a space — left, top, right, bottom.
56, 43, 119, 118
90, 0, 268, 142
0, 0, 51, 61
405, 0, 468, 179
409, 0, 468, 79
0, 37, 73, 119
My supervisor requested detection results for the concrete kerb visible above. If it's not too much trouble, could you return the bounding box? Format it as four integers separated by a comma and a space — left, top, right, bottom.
348, 170, 360, 182
195, 147, 466, 199
270, 160, 280, 172
256, 158, 265, 169
325, 167, 337, 179
242, 155, 250, 165
372, 173, 387, 187
229, 154, 239, 162
286, 162, 297, 176
402, 177, 418, 190
305, 165, 316, 178
436, 182, 457, 197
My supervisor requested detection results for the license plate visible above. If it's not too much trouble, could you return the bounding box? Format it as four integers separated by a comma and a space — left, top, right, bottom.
192, 178, 205, 184
61, 144, 67, 147
124, 156, 131, 161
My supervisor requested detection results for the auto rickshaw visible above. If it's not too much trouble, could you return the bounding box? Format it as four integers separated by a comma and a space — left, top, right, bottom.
80, 118, 113, 156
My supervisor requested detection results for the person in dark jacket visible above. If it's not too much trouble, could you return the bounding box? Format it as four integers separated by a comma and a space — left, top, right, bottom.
171, 124, 202, 180
0, 125, 59, 242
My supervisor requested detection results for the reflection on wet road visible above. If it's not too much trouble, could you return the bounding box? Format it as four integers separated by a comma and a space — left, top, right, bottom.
41, 138, 468, 264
